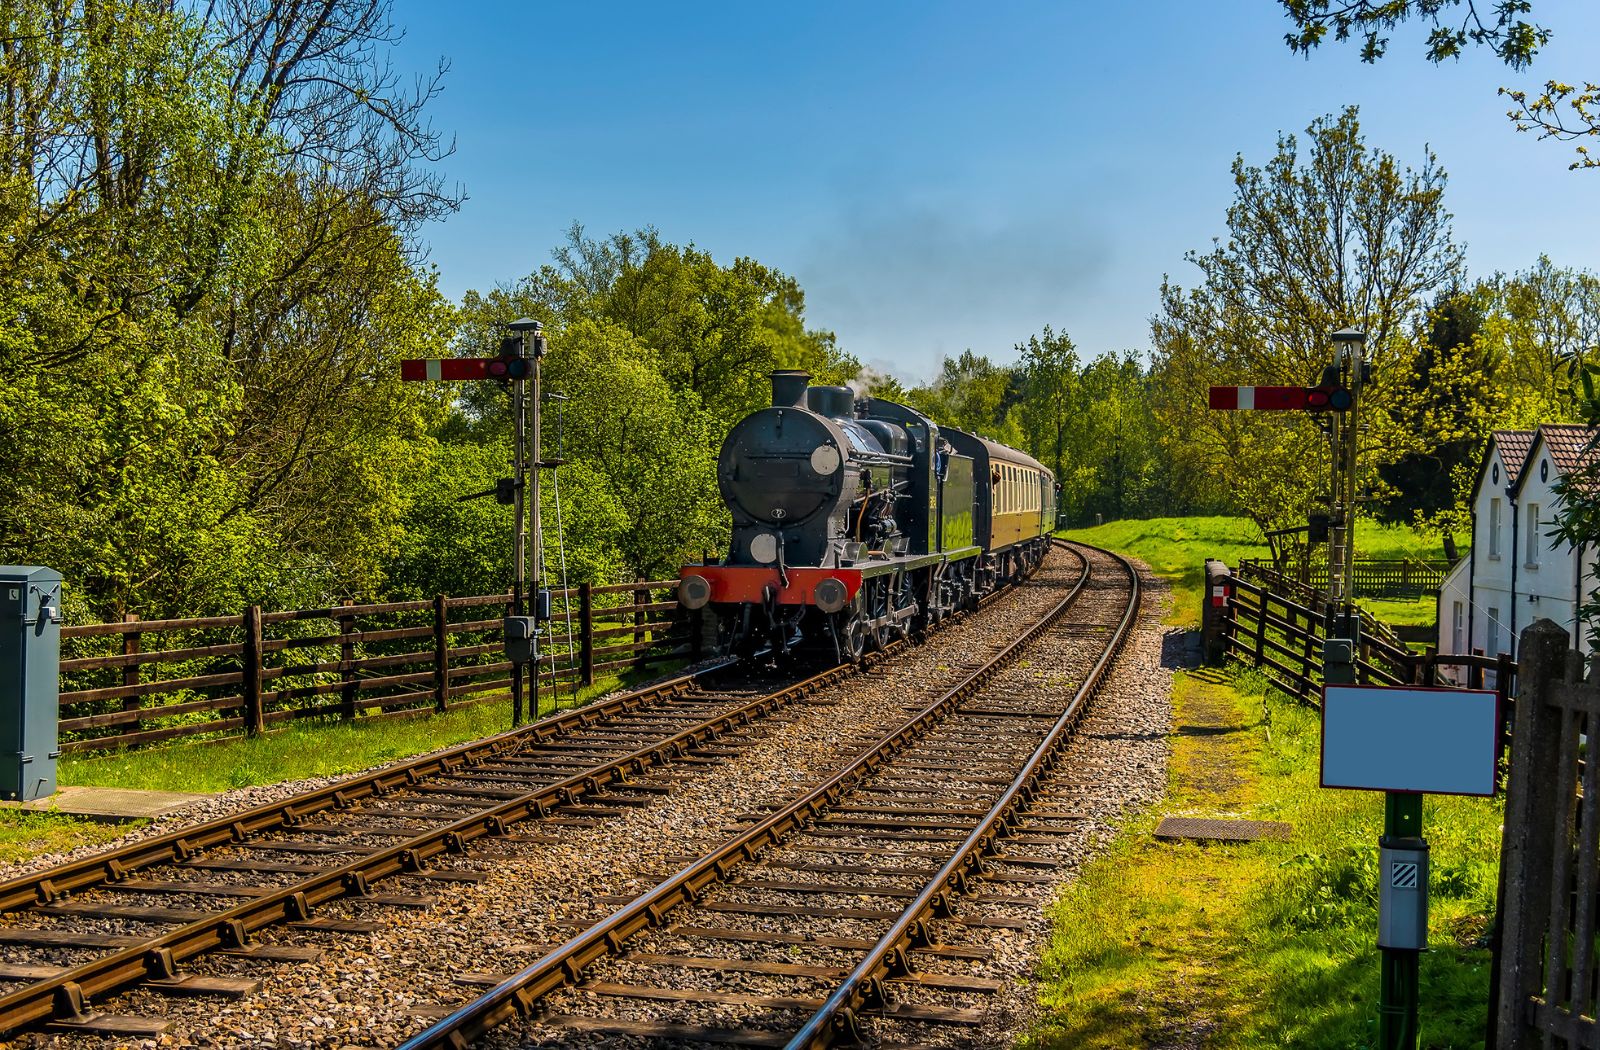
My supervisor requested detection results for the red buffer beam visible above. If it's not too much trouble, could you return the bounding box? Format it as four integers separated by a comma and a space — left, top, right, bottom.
400, 359, 492, 381
1208, 385, 1308, 411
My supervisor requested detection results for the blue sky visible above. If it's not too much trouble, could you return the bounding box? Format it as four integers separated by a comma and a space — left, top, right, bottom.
390, 1, 1600, 384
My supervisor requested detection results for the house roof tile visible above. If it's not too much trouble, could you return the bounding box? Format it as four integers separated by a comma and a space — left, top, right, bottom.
1536, 424, 1600, 496
1493, 430, 1535, 488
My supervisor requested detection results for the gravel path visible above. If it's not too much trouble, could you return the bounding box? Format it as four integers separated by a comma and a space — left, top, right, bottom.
14, 551, 1089, 1048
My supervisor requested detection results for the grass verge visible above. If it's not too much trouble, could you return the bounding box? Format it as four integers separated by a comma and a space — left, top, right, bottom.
1021, 666, 1501, 1049
1061, 516, 1459, 630
0, 667, 673, 868
62, 670, 664, 793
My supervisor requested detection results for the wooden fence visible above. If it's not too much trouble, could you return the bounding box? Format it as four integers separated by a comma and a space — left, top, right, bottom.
1222, 575, 1516, 719
56, 581, 691, 754
1238, 556, 1452, 599
1493, 618, 1600, 1047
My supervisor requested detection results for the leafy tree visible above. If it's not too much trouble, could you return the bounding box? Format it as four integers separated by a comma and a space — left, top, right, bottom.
1150, 107, 1464, 533
0, 0, 456, 618
456, 225, 853, 433
1016, 327, 1079, 496
905, 351, 1024, 447
1280, 1, 1597, 169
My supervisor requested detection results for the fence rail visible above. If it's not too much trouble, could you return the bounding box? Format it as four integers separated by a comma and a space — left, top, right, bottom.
1238, 556, 1453, 599
1220, 573, 1517, 717
56, 581, 692, 754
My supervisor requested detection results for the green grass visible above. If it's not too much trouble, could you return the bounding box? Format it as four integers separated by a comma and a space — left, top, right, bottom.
1022, 667, 1501, 1049
1060, 516, 1460, 628
62, 672, 653, 793
0, 809, 136, 869
0, 669, 671, 866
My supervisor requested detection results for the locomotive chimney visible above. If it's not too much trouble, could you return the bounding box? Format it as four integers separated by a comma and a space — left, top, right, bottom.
770, 370, 811, 408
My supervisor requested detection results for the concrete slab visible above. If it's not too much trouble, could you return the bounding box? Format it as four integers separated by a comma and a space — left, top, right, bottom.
1154, 816, 1294, 843
1, 785, 211, 823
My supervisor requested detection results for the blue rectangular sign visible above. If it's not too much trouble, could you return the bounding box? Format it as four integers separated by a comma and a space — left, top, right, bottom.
1321, 685, 1498, 797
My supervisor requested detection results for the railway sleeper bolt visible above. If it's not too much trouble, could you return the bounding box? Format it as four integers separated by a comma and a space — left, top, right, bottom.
444, 832, 466, 853
36, 878, 61, 903
929, 892, 955, 918
343, 873, 371, 897
405, 768, 421, 786
103, 858, 127, 882
332, 790, 351, 809
144, 947, 179, 981
906, 919, 933, 947
286, 891, 312, 921
862, 973, 893, 1006
53, 982, 90, 1024
399, 849, 427, 873
230, 821, 251, 843
484, 816, 509, 836
172, 838, 194, 861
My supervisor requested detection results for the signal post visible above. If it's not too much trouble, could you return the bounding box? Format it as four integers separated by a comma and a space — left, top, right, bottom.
1213, 328, 1421, 1049
401, 319, 549, 727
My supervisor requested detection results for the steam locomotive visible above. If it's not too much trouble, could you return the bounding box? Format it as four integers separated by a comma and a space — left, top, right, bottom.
677, 370, 1055, 660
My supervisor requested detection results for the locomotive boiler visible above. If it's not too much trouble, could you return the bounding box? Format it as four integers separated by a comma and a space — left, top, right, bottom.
678, 370, 1054, 660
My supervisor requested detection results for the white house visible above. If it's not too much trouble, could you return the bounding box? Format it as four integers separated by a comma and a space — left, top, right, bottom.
1439, 426, 1599, 667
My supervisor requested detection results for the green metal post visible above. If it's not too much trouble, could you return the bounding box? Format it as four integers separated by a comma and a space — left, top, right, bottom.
1379, 791, 1424, 1049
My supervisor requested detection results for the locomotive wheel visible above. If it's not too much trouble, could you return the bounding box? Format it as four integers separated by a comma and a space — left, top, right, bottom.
840, 614, 867, 662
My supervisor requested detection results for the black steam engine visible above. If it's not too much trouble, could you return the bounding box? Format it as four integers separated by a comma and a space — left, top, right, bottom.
679, 370, 1055, 660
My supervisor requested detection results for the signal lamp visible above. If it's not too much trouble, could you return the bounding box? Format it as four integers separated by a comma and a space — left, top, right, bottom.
488, 335, 532, 382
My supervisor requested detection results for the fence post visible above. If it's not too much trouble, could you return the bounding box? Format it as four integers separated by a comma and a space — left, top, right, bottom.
1252, 588, 1267, 668
433, 594, 449, 712
122, 613, 142, 732
242, 606, 263, 736
634, 578, 648, 661
1493, 619, 1571, 1048
339, 600, 358, 721
1299, 605, 1315, 692
579, 583, 594, 686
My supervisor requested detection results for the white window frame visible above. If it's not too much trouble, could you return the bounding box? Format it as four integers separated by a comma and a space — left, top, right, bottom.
1488, 498, 1502, 559
1452, 601, 1465, 654
1526, 503, 1541, 569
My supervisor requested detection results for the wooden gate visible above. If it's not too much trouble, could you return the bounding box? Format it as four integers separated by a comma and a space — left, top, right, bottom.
1495, 617, 1600, 1047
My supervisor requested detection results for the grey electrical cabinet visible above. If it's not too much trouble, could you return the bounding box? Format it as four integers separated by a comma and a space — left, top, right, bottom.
0, 566, 63, 801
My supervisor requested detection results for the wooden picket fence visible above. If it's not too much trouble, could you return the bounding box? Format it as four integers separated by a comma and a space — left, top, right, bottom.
56, 581, 691, 754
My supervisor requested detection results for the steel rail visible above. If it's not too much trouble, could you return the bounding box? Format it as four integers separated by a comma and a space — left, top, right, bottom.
0, 555, 1050, 1037
0, 657, 870, 1036
396, 541, 1094, 1050
0, 662, 731, 915
785, 541, 1140, 1047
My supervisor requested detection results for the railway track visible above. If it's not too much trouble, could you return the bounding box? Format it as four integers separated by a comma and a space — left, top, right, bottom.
0, 552, 1078, 1041
400, 541, 1139, 1050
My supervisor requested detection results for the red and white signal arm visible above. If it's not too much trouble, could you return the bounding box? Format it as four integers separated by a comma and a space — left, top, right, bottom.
400, 359, 492, 381
1208, 385, 1308, 411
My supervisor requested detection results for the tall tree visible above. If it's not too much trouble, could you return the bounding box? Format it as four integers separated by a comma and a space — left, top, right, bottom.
1280, 1, 1596, 169
1150, 107, 1464, 533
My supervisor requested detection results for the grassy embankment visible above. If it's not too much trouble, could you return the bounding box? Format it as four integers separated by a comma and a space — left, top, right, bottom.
0, 669, 663, 867
1030, 517, 1499, 1048
1062, 515, 1458, 630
